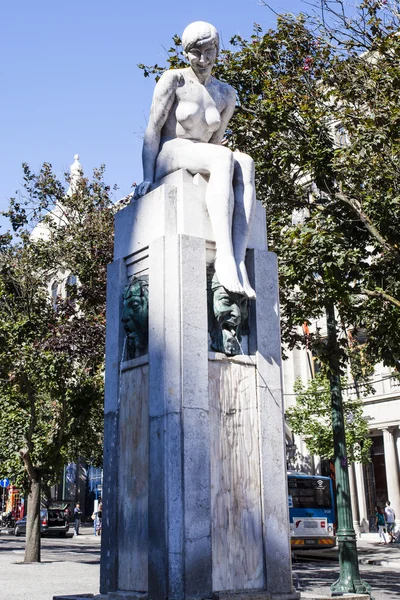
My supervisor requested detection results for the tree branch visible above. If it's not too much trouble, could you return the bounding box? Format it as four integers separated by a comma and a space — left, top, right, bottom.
19, 448, 39, 483
336, 192, 400, 260
361, 288, 400, 309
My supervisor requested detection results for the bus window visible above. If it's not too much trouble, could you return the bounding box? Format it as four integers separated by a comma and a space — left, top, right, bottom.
288, 477, 332, 509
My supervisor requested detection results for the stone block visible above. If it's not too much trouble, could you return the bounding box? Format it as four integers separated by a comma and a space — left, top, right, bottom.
300, 595, 370, 600
247, 249, 295, 596
212, 591, 301, 600
108, 593, 148, 600
53, 595, 96, 600
100, 411, 119, 594
114, 169, 267, 261
104, 258, 127, 414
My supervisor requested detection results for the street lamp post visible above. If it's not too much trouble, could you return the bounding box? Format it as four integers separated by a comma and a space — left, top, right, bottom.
326, 303, 372, 597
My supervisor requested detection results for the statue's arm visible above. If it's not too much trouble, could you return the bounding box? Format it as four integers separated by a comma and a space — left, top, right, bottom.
136, 71, 178, 198
209, 84, 236, 145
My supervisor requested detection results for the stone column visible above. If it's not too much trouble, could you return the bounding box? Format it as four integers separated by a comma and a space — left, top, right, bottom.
396, 427, 400, 472
348, 463, 361, 535
100, 258, 128, 593
354, 462, 369, 533
382, 428, 400, 526
248, 250, 295, 596
147, 233, 211, 599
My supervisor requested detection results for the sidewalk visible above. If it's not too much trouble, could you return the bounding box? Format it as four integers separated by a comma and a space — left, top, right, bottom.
293, 535, 400, 569
1, 526, 399, 600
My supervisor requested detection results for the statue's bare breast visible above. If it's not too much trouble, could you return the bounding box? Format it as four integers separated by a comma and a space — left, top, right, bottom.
160, 70, 230, 144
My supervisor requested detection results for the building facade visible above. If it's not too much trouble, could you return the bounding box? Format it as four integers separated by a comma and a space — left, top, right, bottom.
283, 338, 400, 533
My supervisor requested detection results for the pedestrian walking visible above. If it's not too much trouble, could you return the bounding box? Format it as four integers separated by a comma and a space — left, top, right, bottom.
385, 500, 396, 543
375, 505, 387, 544
74, 502, 82, 536
96, 502, 102, 536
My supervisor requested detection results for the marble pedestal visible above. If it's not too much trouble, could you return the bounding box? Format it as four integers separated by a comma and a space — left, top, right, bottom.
100, 170, 299, 600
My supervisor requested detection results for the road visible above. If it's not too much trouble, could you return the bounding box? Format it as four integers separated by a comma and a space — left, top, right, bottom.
0, 528, 399, 600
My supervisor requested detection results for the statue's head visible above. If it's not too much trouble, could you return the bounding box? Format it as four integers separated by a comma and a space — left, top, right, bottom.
182, 21, 219, 55
209, 273, 248, 356
122, 276, 149, 359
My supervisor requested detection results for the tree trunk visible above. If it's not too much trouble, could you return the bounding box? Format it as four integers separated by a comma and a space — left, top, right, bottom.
25, 476, 41, 562
19, 449, 41, 563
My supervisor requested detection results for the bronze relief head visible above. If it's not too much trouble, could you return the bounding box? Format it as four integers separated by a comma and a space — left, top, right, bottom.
208, 273, 249, 356
122, 276, 149, 359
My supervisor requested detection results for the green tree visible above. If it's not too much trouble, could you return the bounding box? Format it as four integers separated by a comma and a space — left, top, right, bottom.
0, 163, 119, 561
139, 0, 400, 374
286, 372, 372, 463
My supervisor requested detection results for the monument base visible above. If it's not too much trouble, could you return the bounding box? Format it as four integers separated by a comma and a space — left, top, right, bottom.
108, 593, 148, 600
301, 595, 370, 600
98, 592, 301, 600
100, 171, 297, 600
213, 591, 301, 600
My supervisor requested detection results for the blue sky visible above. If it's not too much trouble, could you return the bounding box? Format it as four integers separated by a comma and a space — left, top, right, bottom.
0, 0, 305, 230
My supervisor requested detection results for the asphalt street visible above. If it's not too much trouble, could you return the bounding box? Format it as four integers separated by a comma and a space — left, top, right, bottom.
0, 526, 399, 600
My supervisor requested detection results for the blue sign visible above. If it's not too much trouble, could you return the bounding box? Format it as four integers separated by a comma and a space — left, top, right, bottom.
0, 478, 10, 488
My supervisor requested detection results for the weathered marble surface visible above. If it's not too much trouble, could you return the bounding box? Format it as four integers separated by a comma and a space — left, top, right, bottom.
248, 250, 296, 595
209, 359, 264, 591
118, 364, 148, 591
147, 233, 211, 599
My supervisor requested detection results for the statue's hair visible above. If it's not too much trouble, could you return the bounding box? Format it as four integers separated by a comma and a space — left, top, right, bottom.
182, 21, 219, 54
124, 276, 149, 300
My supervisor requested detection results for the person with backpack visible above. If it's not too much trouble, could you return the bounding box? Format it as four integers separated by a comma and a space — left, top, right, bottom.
375, 505, 387, 544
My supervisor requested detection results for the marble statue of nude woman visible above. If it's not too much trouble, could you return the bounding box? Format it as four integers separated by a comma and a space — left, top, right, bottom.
135, 21, 256, 298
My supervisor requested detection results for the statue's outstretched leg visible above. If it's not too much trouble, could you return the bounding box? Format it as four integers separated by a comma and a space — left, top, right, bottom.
156, 140, 245, 295
232, 151, 256, 299
205, 148, 244, 295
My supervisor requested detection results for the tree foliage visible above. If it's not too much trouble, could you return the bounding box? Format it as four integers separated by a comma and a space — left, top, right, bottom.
286, 372, 372, 463
0, 163, 120, 560
139, 0, 400, 374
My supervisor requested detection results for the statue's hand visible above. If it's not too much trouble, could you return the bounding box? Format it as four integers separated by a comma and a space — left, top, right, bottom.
134, 181, 152, 199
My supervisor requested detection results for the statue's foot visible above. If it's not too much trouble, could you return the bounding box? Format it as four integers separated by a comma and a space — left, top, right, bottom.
238, 261, 256, 299
214, 255, 244, 295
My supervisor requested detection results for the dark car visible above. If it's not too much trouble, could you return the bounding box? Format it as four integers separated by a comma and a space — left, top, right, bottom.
14, 508, 69, 537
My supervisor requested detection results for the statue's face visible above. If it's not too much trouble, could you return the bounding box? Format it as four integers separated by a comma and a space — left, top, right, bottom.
213, 285, 248, 355
213, 286, 243, 330
186, 40, 217, 79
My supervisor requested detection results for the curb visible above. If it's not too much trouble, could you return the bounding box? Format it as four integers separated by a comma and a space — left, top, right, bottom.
299, 595, 370, 600
359, 558, 398, 568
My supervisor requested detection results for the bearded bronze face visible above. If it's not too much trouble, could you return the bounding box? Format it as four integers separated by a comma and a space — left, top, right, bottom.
208, 273, 249, 356
121, 276, 149, 359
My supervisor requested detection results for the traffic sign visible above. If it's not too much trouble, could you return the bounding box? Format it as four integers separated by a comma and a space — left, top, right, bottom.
0, 478, 10, 488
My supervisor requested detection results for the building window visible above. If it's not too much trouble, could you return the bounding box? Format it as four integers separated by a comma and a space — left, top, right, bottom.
51, 281, 59, 309
335, 125, 349, 148
66, 275, 77, 295
66, 275, 77, 305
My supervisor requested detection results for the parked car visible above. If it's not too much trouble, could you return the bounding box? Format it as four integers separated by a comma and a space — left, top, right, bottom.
14, 508, 69, 537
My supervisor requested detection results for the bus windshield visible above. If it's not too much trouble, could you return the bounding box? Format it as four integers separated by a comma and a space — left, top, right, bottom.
288, 477, 332, 509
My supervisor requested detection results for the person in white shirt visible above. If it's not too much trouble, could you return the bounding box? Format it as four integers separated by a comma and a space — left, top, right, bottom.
385, 500, 396, 543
